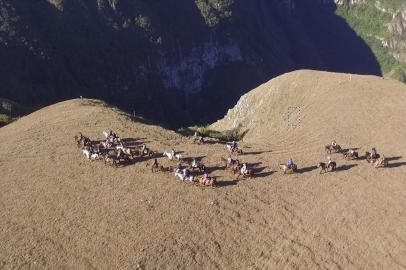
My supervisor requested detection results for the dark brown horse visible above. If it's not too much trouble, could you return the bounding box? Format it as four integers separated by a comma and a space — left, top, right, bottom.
365, 152, 380, 163
342, 151, 359, 160
318, 161, 336, 173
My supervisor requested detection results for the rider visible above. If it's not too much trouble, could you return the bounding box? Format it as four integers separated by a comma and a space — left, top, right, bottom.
287, 158, 294, 169
192, 158, 198, 168
193, 131, 199, 138
203, 173, 209, 183
327, 156, 333, 167
331, 140, 337, 148
227, 155, 233, 166
182, 168, 190, 178
241, 163, 248, 175
171, 149, 176, 157
141, 144, 148, 154
231, 140, 238, 151
371, 147, 378, 159
348, 148, 355, 155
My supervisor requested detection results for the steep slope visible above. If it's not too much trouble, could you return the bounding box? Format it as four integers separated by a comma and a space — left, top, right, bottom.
212, 70, 406, 150
0, 0, 381, 127
1, 78, 406, 269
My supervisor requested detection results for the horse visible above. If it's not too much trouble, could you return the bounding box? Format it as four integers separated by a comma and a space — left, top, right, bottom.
134, 146, 154, 157
190, 163, 206, 173
279, 164, 297, 174
152, 164, 172, 173
365, 152, 380, 163
163, 151, 182, 161
116, 144, 134, 158
317, 162, 328, 174
195, 176, 217, 187
174, 168, 194, 182
192, 136, 204, 144
225, 159, 241, 174
328, 161, 336, 171
342, 150, 359, 160
74, 132, 84, 148
103, 152, 118, 168
226, 144, 243, 155
75, 133, 92, 149
237, 167, 254, 179
325, 144, 342, 154
374, 156, 388, 168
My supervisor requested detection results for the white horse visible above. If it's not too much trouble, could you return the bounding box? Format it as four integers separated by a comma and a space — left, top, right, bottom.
163, 151, 182, 161
116, 144, 132, 157
82, 149, 100, 160
174, 169, 194, 182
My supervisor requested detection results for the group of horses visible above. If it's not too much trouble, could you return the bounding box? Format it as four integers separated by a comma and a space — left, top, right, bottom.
277, 143, 387, 175
74, 131, 155, 168
75, 130, 389, 187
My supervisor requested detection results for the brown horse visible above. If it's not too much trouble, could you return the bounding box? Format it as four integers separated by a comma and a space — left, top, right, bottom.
134, 147, 155, 157
103, 153, 118, 168
342, 151, 359, 160
365, 152, 380, 163
192, 136, 204, 144
318, 162, 336, 173
237, 168, 254, 179
74, 132, 92, 149
279, 164, 297, 174
317, 162, 328, 174
195, 176, 217, 187
374, 156, 388, 168
325, 144, 342, 154
226, 160, 241, 174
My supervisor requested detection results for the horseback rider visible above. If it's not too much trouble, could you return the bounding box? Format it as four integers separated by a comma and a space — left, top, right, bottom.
331, 140, 337, 148
231, 141, 238, 151
182, 168, 190, 178
287, 158, 294, 169
227, 155, 233, 166
371, 147, 378, 159
241, 163, 248, 175
171, 149, 176, 157
203, 172, 209, 182
327, 156, 333, 167
348, 148, 355, 155
192, 158, 198, 168
141, 144, 148, 154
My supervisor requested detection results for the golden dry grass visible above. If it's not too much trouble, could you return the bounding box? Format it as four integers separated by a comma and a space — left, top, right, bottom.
1, 70, 406, 269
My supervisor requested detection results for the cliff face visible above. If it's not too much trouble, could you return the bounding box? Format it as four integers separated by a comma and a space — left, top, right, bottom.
335, 0, 406, 82
0, 0, 381, 127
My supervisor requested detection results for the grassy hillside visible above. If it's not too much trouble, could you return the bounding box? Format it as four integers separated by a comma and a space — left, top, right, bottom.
336, 1, 406, 82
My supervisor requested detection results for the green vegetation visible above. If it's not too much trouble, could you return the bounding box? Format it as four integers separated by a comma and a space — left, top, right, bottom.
336, 1, 406, 82
194, 0, 234, 27
0, 113, 12, 126
178, 125, 248, 141
0, 98, 35, 127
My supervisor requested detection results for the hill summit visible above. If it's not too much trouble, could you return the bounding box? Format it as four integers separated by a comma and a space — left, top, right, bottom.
212, 70, 406, 152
